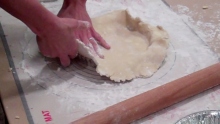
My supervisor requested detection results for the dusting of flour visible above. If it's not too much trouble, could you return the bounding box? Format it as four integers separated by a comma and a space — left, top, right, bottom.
174, 5, 220, 57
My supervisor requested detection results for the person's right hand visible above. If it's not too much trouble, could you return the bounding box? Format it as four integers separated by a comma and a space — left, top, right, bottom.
37, 17, 90, 67
57, 0, 110, 58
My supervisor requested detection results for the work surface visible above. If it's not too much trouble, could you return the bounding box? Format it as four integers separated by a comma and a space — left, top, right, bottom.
0, 0, 220, 124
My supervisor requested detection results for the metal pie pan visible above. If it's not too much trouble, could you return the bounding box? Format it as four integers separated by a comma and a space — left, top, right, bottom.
175, 110, 220, 124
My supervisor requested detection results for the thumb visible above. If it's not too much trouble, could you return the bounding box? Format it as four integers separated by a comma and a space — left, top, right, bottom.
73, 20, 90, 29
59, 55, 70, 67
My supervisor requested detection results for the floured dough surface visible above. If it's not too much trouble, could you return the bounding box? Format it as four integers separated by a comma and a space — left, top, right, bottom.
77, 10, 169, 82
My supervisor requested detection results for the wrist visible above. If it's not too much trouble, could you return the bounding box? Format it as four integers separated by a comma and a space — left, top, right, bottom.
31, 15, 60, 37
67, 0, 87, 7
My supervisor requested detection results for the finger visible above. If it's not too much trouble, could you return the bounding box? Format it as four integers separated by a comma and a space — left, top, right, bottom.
46, 45, 58, 58
69, 44, 78, 59
91, 28, 110, 49
80, 31, 90, 46
82, 37, 93, 48
74, 30, 80, 39
72, 20, 90, 30
82, 37, 97, 56
69, 52, 78, 59
87, 32, 104, 58
89, 38, 104, 58
59, 55, 70, 67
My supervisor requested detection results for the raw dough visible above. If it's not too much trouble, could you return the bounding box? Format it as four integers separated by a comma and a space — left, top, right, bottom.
77, 10, 169, 82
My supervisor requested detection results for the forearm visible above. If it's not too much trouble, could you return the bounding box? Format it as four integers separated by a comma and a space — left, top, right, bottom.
0, 0, 58, 36
61, 0, 87, 9
64, 0, 87, 5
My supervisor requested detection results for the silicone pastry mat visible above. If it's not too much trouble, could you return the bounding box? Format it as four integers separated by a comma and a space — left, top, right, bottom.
0, 0, 219, 123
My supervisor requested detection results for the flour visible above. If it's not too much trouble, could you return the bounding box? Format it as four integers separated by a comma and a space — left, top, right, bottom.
177, 5, 189, 14
175, 4, 220, 57
20, 0, 219, 123
48, 83, 140, 112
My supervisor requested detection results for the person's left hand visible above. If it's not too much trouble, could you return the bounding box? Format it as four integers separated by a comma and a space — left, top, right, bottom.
36, 18, 90, 66
57, 0, 110, 58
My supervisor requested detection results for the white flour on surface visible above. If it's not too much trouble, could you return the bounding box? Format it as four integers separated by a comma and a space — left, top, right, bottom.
1, 0, 219, 123
175, 5, 220, 57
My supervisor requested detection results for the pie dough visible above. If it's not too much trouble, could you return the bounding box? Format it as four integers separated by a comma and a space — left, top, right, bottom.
77, 10, 169, 82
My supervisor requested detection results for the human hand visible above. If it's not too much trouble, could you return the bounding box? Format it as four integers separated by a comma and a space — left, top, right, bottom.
57, 0, 110, 58
37, 17, 90, 66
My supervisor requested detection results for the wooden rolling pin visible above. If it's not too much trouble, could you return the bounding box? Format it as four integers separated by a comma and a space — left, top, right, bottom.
72, 63, 220, 124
